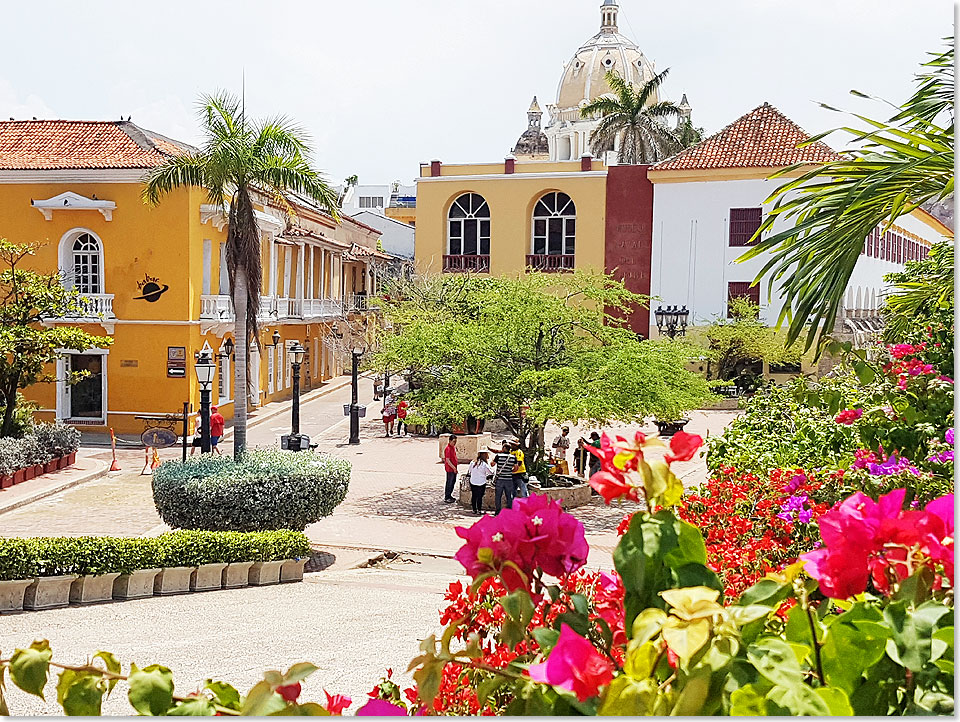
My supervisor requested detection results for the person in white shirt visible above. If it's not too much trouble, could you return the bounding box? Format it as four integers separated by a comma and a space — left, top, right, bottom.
467, 450, 495, 515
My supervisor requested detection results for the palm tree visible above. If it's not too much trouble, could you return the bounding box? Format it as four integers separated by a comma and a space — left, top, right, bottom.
580, 69, 687, 164
143, 92, 339, 458
741, 39, 953, 350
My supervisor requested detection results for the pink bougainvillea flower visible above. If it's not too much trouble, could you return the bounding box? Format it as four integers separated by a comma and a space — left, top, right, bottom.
323, 691, 352, 715
454, 513, 528, 589
356, 699, 407, 716
511, 494, 589, 578
526, 624, 614, 702
918, 493, 955, 576
665, 431, 703, 463
834, 408, 863, 425
801, 546, 871, 599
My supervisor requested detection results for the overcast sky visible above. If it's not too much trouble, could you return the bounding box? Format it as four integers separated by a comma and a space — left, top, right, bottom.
2, 1, 951, 186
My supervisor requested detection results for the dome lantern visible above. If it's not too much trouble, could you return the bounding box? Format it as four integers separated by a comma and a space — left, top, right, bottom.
600, 0, 619, 33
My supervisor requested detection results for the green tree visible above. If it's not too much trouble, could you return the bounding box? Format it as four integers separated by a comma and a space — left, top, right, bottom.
373, 272, 715, 466
742, 38, 954, 349
581, 70, 691, 164
0, 239, 111, 437
689, 297, 804, 383
143, 92, 339, 457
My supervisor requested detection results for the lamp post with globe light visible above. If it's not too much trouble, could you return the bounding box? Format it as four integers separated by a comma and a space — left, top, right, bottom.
194, 349, 216, 454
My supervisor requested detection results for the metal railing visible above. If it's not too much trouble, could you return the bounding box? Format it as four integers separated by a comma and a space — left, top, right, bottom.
347, 292, 368, 312
442, 254, 490, 273
526, 254, 575, 272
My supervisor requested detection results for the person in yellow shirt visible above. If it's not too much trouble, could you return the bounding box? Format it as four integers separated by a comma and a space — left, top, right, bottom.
510, 439, 529, 498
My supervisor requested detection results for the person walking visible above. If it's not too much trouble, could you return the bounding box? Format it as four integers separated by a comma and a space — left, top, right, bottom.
209, 405, 225, 455
552, 426, 571, 461
382, 395, 397, 437
587, 431, 602, 477
396, 397, 409, 436
373, 377, 383, 401
467, 450, 494, 515
573, 437, 588, 477
492, 442, 517, 513
189, 412, 202, 456
443, 434, 459, 503
509, 439, 528, 498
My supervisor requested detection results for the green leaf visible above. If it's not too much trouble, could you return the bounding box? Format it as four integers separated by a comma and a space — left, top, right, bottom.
570, 593, 589, 617
128, 664, 175, 716
821, 618, 888, 694
501, 618, 526, 650
93, 651, 121, 695
729, 684, 767, 715
816, 686, 854, 715
766, 683, 831, 716
501, 590, 535, 627
413, 659, 445, 707
736, 579, 791, 608
746, 638, 803, 688
883, 600, 950, 671
10, 640, 53, 699
853, 361, 876, 385
56, 669, 104, 716
168, 698, 216, 715
282, 663, 319, 686
623, 641, 658, 679
669, 667, 710, 715
204, 680, 241, 711
555, 611, 591, 637
597, 675, 657, 716
630, 608, 667, 644
240, 680, 287, 716
931, 626, 953, 662
475, 676, 506, 705
531, 627, 560, 655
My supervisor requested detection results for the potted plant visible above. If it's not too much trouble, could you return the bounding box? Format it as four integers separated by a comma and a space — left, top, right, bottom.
152, 534, 195, 595
68, 537, 122, 604
278, 532, 312, 583
0, 539, 36, 612
22, 538, 78, 610
35, 423, 81, 470
653, 418, 691, 438
112, 538, 162, 600
222, 533, 255, 589
247, 535, 283, 586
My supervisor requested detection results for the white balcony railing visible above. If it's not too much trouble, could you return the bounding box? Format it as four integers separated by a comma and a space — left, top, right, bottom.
275, 297, 290, 319
347, 292, 368, 312
54, 293, 116, 320
257, 296, 278, 321
302, 298, 343, 318
200, 294, 233, 320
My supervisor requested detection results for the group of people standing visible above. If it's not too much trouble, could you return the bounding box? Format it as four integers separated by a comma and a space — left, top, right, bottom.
444, 434, 528, 514
381, 394, 409, 437
550, 426, 602, 478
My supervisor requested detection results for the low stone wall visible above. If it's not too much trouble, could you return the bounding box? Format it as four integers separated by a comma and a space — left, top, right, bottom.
458, 477, 592, 511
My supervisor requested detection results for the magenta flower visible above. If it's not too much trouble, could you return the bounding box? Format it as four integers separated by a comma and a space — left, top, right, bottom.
834, 408, 863, 425
946, 428, 955, 445
356, 699, 407, 716
526, 624, 614, 701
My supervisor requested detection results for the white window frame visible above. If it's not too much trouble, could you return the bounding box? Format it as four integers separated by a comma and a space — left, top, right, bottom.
217, 339, 232, 404
276, 342, 284, 390
56, 347, 109, 425
531, 192, 576, 256
267, 347, 275, 393
58, 227, 105, 294
202, 239, 213, 295
447, 193, 491, 256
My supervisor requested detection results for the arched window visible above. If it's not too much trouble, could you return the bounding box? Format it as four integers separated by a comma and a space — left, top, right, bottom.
61, 231, 104, 294
444, 193, 490, 272
532, 192, 576, 260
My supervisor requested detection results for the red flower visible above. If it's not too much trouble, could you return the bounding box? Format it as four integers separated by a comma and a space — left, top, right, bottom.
590, 470, 639, 504
324, 691, 352, 715
276, 683, 301, 703
665, 431, 703, 463
526, 624, 614, 702
834, 408, 863, 425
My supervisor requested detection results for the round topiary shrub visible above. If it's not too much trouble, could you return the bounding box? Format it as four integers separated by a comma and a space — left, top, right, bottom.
151, 448, 351, 531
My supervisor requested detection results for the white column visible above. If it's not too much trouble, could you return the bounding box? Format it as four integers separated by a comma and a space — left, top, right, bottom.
319, 249, 327, 298
308, 246, 315, 300
269, 234, 278, 297
295, 243, 305, 299
202, 239, 212, 295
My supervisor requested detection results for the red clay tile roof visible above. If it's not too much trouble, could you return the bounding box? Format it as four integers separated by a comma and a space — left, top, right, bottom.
652, 103, 842, 171
0, 120, 195, 170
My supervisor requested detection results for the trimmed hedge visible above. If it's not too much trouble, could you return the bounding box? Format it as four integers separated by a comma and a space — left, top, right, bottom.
0, 530, 310, 580
151, 449, 351, 532
0, 422, 80, 475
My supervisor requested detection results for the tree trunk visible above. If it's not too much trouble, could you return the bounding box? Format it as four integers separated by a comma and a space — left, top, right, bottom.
1, 375, 19, 438
232, 268, 249, 458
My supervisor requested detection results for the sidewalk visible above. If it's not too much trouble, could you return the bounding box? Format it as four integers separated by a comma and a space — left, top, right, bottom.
0, 454, 108, 516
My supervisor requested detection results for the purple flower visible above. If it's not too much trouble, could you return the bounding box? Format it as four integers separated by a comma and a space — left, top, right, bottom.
866, 454, 920, 477
798, 509, 813, 524
946, 428, 954, 445
927, 450, 954, 464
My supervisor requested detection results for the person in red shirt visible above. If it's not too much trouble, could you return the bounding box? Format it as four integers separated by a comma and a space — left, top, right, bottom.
396, 397, 410, 436
209, 405, 226, 455
443, 434, 459, 503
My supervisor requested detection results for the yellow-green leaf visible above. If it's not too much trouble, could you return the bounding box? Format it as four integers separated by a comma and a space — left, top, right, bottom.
661, 618, 711, 661
10, 640, 53, 699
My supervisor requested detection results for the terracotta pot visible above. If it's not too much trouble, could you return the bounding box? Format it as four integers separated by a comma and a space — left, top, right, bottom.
56, 455, 68, 470
222, 561, 254, 588
12, 469, 25, 484
23, 575, 78, 610
248, 560, 283, 586
153, 567, 193, 595
0, 474, 12, 489
112, 569, 162, 600
70, 573, 121, 604
190, 563, 227, 591
43, 460, 59, 475
66, 451, 77, 466
0, 579, 33, 612
279, 558, 308, 583
33, 464, 44, 477
23, 466, 35, 481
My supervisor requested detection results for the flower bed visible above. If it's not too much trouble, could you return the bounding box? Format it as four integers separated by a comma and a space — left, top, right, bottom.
0, 422, 80, 488
152, 448, 351, 531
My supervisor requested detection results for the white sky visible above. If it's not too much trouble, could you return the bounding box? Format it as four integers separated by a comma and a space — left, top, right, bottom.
1, 1, 951, 187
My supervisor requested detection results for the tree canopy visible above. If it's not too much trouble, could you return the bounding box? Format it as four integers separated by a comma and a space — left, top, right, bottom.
372, 272, 715, 463
0, 239, 112, 437
741, 38, 954, 349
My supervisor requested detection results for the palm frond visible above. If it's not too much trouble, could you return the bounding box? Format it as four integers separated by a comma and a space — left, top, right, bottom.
141, 153, 208, 206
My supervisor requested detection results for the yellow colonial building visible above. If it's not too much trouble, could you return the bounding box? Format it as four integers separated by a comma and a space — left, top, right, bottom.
0, 119, 392, 434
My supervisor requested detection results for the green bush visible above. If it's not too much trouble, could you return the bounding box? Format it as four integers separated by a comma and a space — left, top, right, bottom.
0, 530, 310, 580
151, 448, 351, 531
0, 422, 79, 475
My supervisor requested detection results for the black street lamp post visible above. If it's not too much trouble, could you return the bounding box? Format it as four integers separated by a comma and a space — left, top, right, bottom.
282, 341, 309, 452
194, 349, 216, 454
654, 305, 690, 339
349, 348, 362, 445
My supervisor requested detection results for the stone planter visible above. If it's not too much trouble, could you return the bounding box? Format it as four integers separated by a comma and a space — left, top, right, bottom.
280, 559, 308, 583
70, 573, 121, 605
13, 468, 25, 484
23, 575, 78, 610
190, 562, 227, 591
153, 567, 193, 595
113, 568, 162, 600
439, 433, 492, 464
0, 579, 33, 612
458, 477, 593, 511
43, 460, 59, 474
0, 474, 12, 489
222, 561, 254, 589
653, 418, 691, 438
248, 560, 283, 586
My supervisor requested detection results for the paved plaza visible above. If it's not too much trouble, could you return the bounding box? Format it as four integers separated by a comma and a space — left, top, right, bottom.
0, 376, 737, 713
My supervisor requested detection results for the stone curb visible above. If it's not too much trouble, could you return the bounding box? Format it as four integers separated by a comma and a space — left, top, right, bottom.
0, 458, 110, 516
311, 542, 457, 564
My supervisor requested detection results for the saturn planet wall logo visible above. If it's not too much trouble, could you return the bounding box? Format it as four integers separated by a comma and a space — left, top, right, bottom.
134, 273, 169, 302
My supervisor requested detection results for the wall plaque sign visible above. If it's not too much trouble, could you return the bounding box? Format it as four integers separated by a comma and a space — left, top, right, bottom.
167, 347, 186, 378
